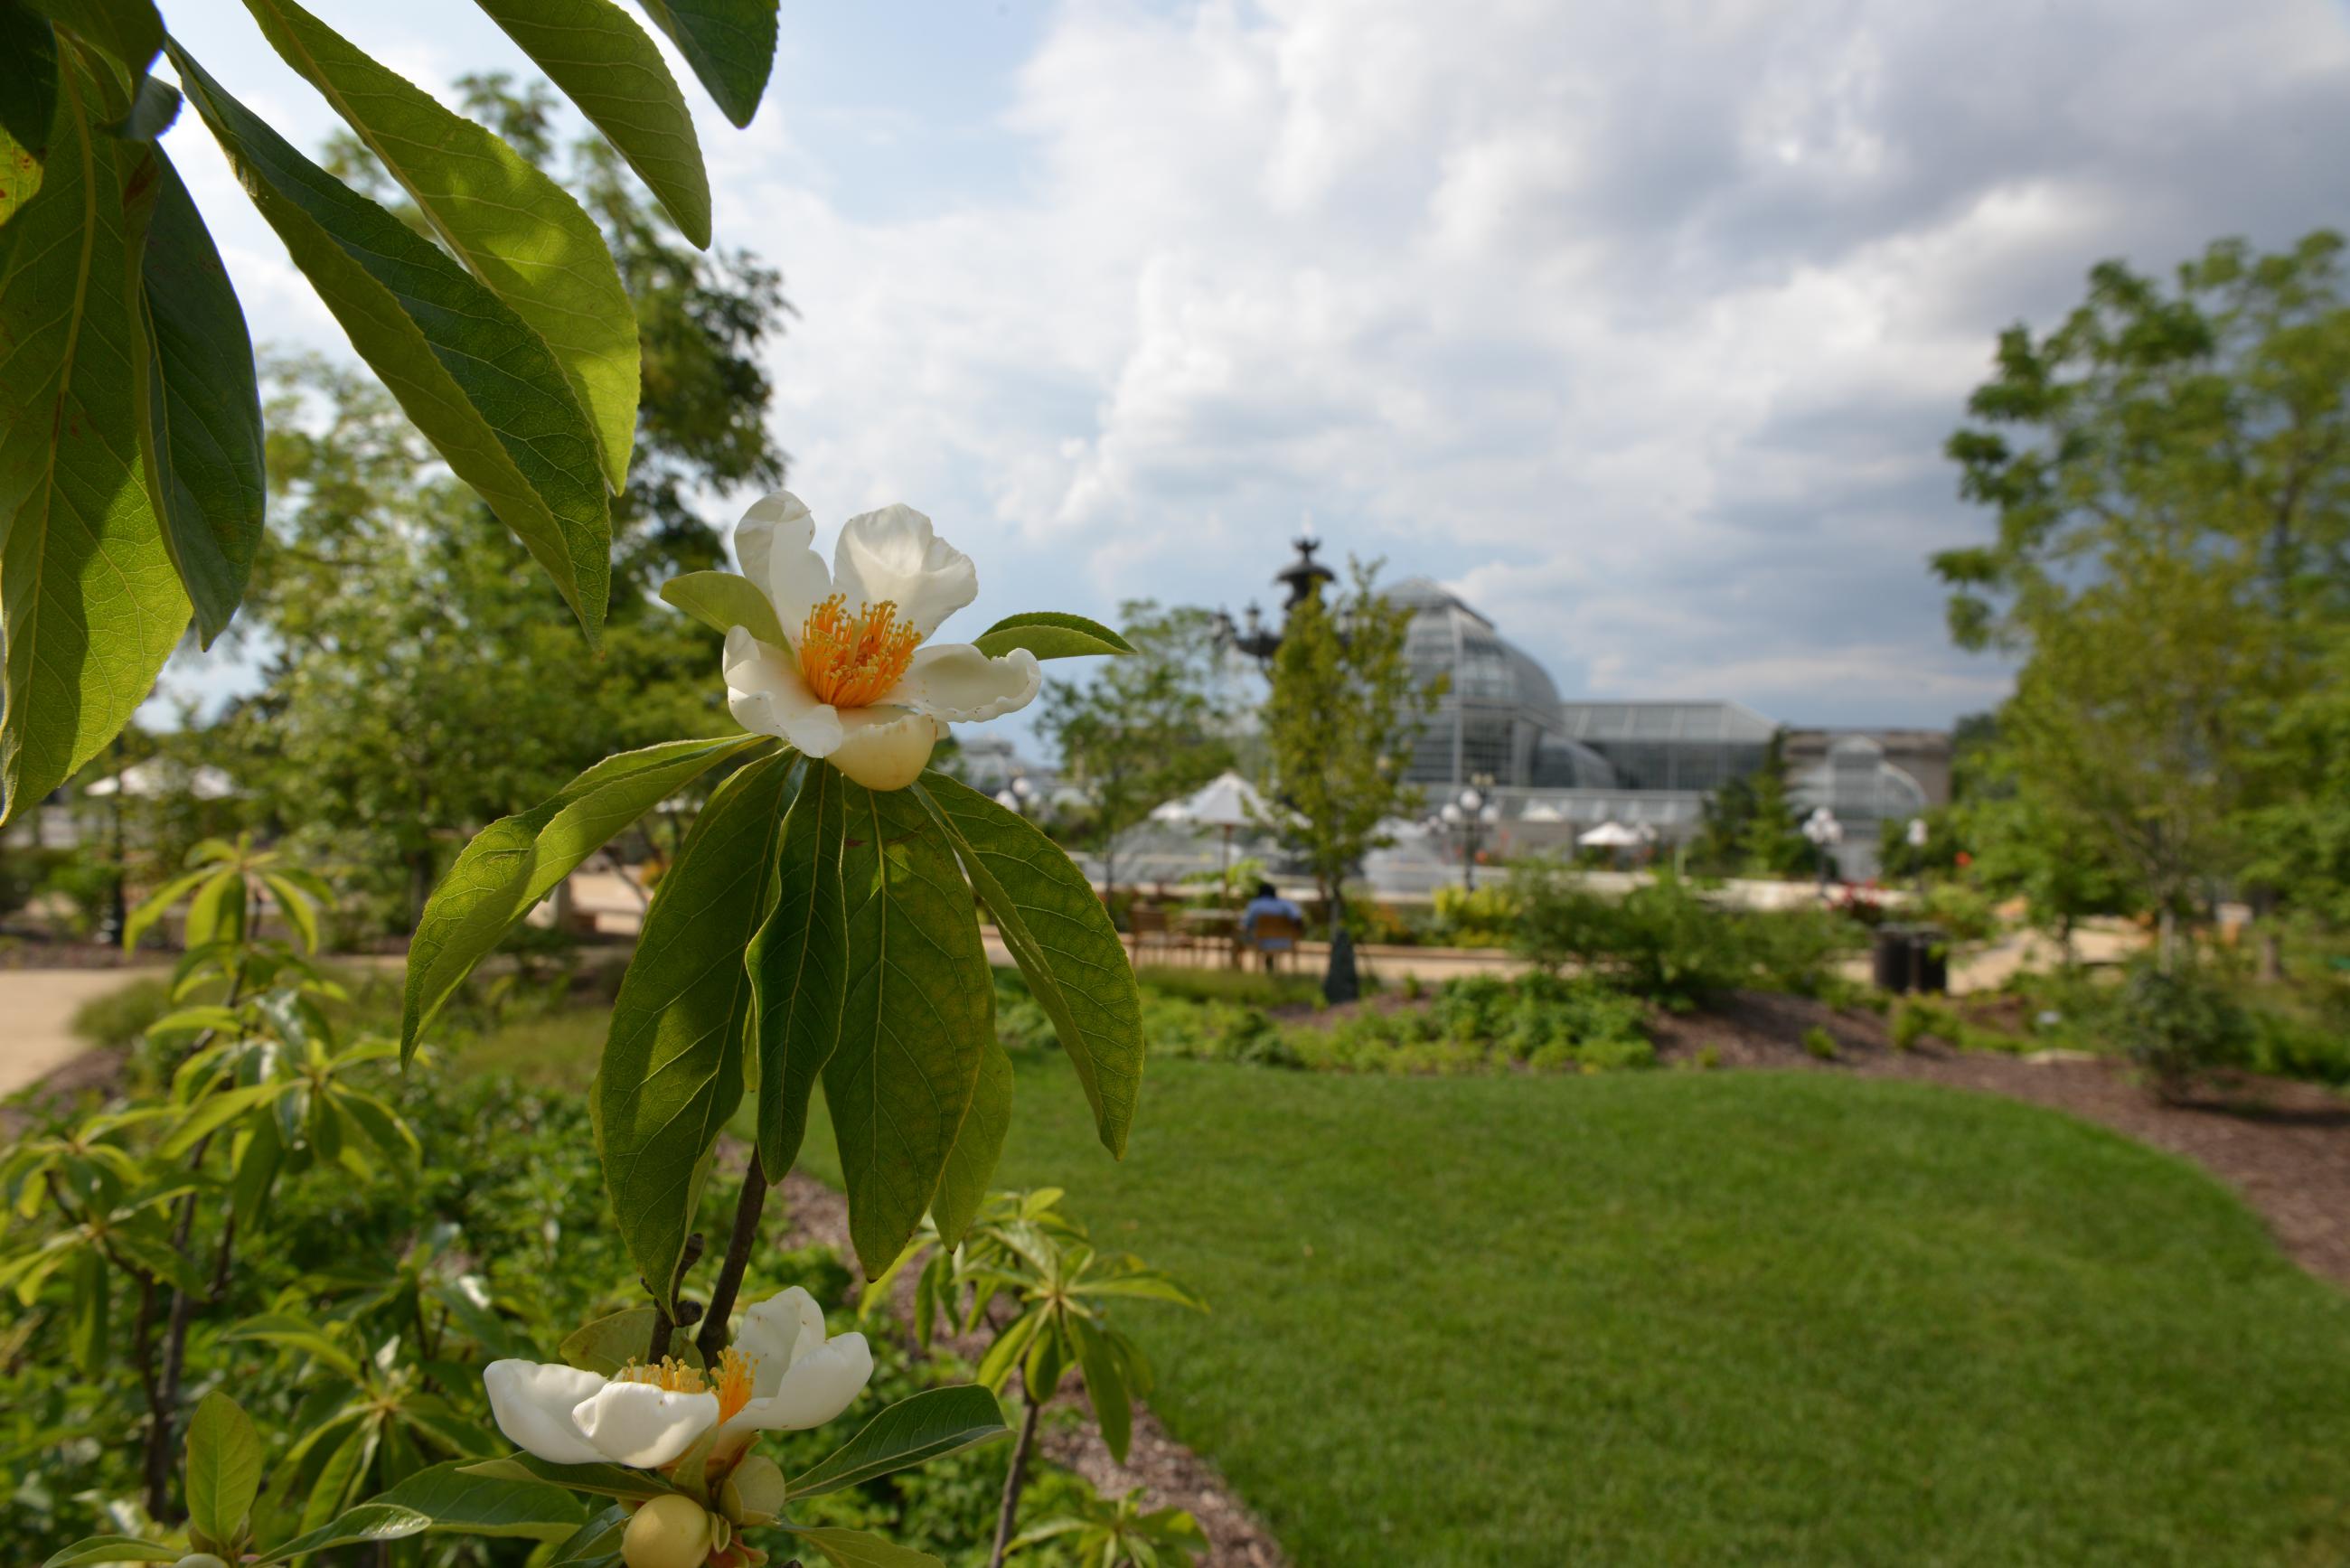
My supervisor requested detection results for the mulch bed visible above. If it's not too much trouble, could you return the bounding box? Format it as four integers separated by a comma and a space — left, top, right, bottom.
0, 935, 141, 970
773, 1169, 1287, 1568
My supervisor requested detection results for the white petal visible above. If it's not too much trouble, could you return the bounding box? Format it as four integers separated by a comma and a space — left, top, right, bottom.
888, 643, 1041, 724
483, 1360, 608, 1466
725, 626, 844, 756
719, 1333, 873, 1440
569, 1381, 719, 1468
826, 709, 940, 792
832, 505, 977, 639
736, 1287, 828, 1398
738, 493, 832, 650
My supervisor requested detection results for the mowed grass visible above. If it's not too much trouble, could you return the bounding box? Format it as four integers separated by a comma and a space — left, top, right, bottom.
801, 1052, 2350, 1567
457, 1005, 2350, 1563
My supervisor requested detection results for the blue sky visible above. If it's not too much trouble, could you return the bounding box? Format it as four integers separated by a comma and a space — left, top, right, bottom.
153, 0, 2350, 738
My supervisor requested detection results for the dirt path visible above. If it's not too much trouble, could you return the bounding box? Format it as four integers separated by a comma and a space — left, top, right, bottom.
0, 963, 159, 1098
774, 1169, 1287, 1568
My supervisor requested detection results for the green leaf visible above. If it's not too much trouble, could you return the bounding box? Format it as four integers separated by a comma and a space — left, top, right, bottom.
144, 1005, 241, 1038
544, 1504, 627, 1566
468, 0, 711, 247
239, 0, 639, 494
402, 734, 766, 1061
301, 1421, 377, 1534
1073, 1317, 1132, 1464
169, 42, 611, 649
660, 569, 786, 646
160, 1081, 287, 1160
597, 751, 793, 1297
785, 1385, 1010, 1500
457, 1452, 675, 1501
183, 866, 247, 950
251, 1503, 430, 1563
131, 148, 261, 646
784, 1526, 946, 1568
224, 1312, 365, 1382
749, 757, 847, 1178
630, 0, 776, 128
825, 777, 995, 1273
557, 1305, 667, 1376
0, 50, 190, 827
37, 1537, 180, 1567
0, 5, 57, 231
185, 1390, 265, 1546
971, 611, 1135, 662
122, 864, 210, 952
914, 775, 1142, 1157
929, 1039, 1010, 1250
259, 870, 320, 953
367, 1460, 585, 1541
23, 0, 158, 75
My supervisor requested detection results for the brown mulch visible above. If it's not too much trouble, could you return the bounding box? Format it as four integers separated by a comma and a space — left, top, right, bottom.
1647, 990, 2350, 1289
0, 936, 140, 970
773, 1169, 1286, 1568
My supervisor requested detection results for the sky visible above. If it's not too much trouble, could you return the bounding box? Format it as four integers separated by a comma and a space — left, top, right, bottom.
153, 0, 2350, 737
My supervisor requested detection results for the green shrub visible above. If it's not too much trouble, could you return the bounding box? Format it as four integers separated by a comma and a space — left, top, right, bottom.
1430, 882, 1520, 947
1510, 863, 1854, 1005
1890, 1000, 1932, 1052
68, 976, 174, 1050
2113, 961, 2253, 1099
1802, 1026, 1838, 1061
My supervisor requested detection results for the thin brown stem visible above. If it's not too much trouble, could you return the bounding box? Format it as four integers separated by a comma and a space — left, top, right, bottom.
696, 1152, 767, 1364
988, 1391, 1043, 1568
647, 1300, 676, 1362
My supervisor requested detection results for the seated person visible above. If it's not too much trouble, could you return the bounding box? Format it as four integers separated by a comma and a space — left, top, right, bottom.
1239, 880, 1304, 948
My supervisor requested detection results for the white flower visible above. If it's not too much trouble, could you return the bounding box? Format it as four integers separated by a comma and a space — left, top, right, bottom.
720, 491, 1041, 791
483, 1286, 873, 1469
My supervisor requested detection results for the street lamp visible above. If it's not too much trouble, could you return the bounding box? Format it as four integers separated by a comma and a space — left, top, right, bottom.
1433, 776, 1498, 890
1802, 805, 1844, 894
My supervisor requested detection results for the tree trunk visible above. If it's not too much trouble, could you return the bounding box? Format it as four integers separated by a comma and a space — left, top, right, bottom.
988, 1392, 1043, 1568
2157, 905, 2178, 974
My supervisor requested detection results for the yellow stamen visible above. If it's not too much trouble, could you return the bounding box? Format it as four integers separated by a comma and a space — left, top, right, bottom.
715, 1347, 759, 1425
798, 593, 920, 709
617, 1357, 708, 1394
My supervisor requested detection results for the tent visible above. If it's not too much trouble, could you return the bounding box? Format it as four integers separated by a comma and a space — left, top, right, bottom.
1149, 770, 1274, 902
85, 761, 237, 801
1577, 820, 1642, 848
1520, 801, 1566, 823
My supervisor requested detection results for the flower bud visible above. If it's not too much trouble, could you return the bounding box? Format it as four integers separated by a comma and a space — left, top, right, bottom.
623, 1494, 714, 1568
719, 1453, 787, 1526
174, 1557, 230, 1568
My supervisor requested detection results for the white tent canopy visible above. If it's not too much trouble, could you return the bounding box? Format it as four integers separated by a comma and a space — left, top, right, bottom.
1150, 770, 1272, 829
85, 761, 237, 801
1577, 820, 1642, 848
1519, 801, 1566, 823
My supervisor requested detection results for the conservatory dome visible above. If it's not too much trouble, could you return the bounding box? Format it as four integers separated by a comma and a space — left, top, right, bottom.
1388, 577, 1612, 790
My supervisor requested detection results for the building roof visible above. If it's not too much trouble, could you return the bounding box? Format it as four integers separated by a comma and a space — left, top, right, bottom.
1554, 700, 1778, 744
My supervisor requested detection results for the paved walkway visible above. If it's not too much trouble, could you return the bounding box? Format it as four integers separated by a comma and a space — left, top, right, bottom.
0, 966, 162, 1097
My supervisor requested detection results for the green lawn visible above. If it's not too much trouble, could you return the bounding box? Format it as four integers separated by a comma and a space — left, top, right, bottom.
799, 1051, 2350, 1567
460, 1003, 2350, 1564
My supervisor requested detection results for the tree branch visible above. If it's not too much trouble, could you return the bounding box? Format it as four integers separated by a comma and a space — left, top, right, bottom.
696, 1151, 767, 1364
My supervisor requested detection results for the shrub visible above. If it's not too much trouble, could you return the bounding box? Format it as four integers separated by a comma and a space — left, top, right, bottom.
68, 976, 174, 1050
2113, 961, 2253, 1099
1430, 882, 1520, 947
1889, 1000, 1932, 1052
1802, 1026, 1838, 1061
1511, 863, 1854, 1005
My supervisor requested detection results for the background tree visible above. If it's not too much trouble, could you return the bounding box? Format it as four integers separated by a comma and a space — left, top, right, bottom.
1935, 230, 2350, 966
1261, 560, 1438, 992
1689, 728, 1808, 878
1036, 602, 1236, 895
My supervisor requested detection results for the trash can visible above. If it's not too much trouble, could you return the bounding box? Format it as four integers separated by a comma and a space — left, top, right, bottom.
1872, 926, 1950, 994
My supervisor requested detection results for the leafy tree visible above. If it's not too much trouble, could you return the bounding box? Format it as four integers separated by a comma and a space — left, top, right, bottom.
1689, 728, 1807, 878
1935, 231, 2350, 963
1036, 602, 1236, 895
1261, 561, 1438, 987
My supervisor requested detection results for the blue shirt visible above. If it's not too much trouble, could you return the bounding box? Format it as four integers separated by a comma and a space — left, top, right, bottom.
1241, 895, 1303, 946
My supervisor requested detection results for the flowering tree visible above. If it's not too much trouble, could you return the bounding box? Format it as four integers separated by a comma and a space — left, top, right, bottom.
5, 8, 1152, 1567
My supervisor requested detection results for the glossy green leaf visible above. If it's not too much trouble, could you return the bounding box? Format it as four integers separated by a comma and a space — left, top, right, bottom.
23, 0, 157, 74
930, 1039, 1010, 1250
971, 611, 1135, 662
785, 1385, 1009, 1500
37, 1537, 180, 1567
366, 1460, 585, 1540
556, 1304, 689, 1375
240, 0, 639, 493
170, 42, 611, 648
915, 774, 1142, 1157
0, 52, 190, 827
597, 751, 793, 1296
660, 569, 785, 646
160, 1082, 287, 1160
749, 757, 846, 1178
784, 1526, 945, 1568
183, 865, 246, 949
631, 0, 776, 127
134, 150, 262, 647
259, 870, 319, 953
402, 734, 767, 1061
108, 74, 175, 140
185, 1391, 265, 1546
544, 1504, 627, 1565
469, 0, 710, 247
825, 778, 995, 1273
251, 1503, 430, 1564
301, 1422, 377, 1534
458, 1452, 675, 1501
0, 6, 57, 230
1073, 1317, 1132, 1463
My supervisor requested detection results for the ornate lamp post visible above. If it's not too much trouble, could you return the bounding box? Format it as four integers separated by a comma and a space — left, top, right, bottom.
1803, 805, 1844, 894
1433, 776, 1499, 890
